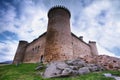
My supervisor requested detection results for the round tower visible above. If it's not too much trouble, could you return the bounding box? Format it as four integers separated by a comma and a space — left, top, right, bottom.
89, 41, 98, 56
13, 40, 28, 64
44, 6, 73, 62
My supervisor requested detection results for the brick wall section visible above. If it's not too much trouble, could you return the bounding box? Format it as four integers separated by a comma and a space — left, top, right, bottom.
23, 34, 46, 63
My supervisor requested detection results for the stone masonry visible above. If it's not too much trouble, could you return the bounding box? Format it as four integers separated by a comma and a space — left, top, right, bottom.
13, 6, 98, 64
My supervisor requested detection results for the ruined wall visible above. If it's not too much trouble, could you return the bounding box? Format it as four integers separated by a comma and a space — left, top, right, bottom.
23, 34, 46, 63
72, 35, 92, 58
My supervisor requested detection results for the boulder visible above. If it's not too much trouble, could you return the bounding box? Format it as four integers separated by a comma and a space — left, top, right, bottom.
43, 59, 104, 78
69, 66, 79, 70
35, 66, 43, 70
71, 70, 79, 76
61, 68, 72, 76
56, 61, 69, 70
89, 66, 99, 72
84, 55, 120, 70
78, 67, 90, 75
66, 59, 86, 68
43, 62, 62, 78
87, 64, 99, 72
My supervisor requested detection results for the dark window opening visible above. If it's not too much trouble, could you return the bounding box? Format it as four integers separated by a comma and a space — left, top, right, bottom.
40, 55, 43, 63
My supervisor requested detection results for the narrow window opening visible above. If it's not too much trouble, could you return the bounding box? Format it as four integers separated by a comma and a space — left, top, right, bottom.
40, 55, 43, 63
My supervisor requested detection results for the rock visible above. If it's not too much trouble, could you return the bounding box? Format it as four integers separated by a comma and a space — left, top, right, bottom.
115, 77, 120, 80
43, 59, 105, 78
71, 70, 79, 76
43, 62, 62, 78
87, 64, 102, 72
42, 55, 120, 78
89, 66, 99, 72
66, 59, 86, 68
84, 55, 120, 70
78, 67, 90, 75
104, 73, 120, 80
56, 61, 69, 70
35, 66, 43, 70
87, 64, 97, 67
61, 68, 72, 76
69, 66, 79, 70
104, 73, 112, 77
36, 71, 43, 76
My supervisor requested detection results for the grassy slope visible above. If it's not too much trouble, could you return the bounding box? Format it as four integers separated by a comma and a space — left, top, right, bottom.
0, 63, 120, 80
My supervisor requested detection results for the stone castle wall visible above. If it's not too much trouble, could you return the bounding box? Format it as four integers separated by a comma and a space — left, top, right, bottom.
13, 33, 97, 64
13, 6, 98, 64
89, 41, 98, 56
44, 7, 73, 62
72, 35, 92, 58
13, 41, 28, 64
23, 34, 46, 63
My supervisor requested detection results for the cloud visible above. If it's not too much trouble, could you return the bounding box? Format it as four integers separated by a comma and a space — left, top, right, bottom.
0, 1, 17, 33
0, 0, 48, 41
0, 0, 48, 62
0, 40, 18, 62
14, 1, 48, 42
97, 43, 120, 58
71, 0, 120, 57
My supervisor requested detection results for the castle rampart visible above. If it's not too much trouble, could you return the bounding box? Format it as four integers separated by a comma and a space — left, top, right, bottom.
13, 6, 98, 64
23, 33, 46, 63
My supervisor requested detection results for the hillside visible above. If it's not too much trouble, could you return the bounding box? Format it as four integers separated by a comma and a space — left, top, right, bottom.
0, 60, 13, 64
0, 63, 120, 80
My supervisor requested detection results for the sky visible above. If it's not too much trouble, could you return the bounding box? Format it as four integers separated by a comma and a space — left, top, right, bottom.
0, 0, 120, 62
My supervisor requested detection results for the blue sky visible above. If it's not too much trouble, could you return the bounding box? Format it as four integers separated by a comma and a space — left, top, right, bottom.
0, 0, 120, 62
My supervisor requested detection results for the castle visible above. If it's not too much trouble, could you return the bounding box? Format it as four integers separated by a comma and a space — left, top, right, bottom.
13, 6, 98, 64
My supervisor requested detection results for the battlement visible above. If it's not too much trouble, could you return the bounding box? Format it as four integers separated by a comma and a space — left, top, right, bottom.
48, 5, 71, 18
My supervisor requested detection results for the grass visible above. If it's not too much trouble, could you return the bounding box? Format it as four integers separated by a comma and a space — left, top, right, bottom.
0, 63, 41, 80
0, 63, 120, 80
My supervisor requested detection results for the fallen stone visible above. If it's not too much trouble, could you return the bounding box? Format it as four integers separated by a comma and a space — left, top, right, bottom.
66, 59, 86, 68
43, 62, 62, 78
43, 59, 104, 78
104, 73, 112, 77
56, 61, 69, 70
78, 67, 90, 75
35, 66, 43, 70
104, 73, 120, 80
69, 66, 79, 70
84, 55, 120, 70
61, 68, 72, 76
71, 70, 79, 76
